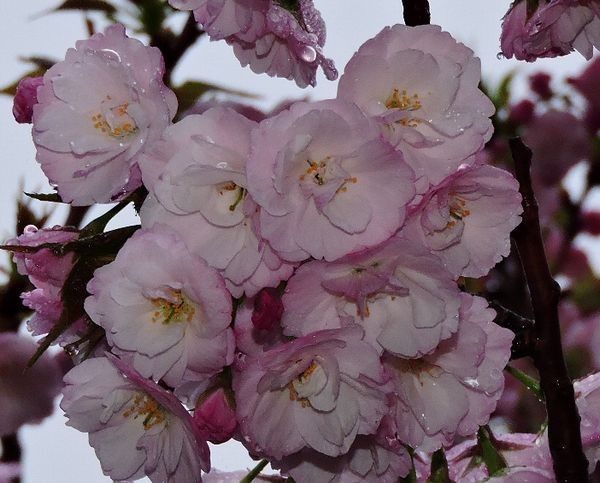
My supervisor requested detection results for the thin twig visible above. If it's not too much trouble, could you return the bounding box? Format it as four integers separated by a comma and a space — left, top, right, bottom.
510, 137, 588, 482
402, 0, 430, 26
489, 300, 535, 359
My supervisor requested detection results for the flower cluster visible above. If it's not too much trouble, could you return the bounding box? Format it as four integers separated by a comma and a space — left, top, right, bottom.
8, 18, 528, 483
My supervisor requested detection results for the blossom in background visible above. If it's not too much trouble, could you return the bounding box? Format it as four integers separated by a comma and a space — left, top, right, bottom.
9, 225, 87, 345
384, 295, 513, 452
401, 164, 523, 278
247, 99, 415, 262
501, 0, 600, 61
282, 237, 460, 358
233, 326, 390, 459
84, 226, 234, 397
0, 333, 63, 436
168, 0, 337, 87
140, 107, 294, 297
338, 24, 494, 189
61, 355, 210, 483
32, 24, 177, 205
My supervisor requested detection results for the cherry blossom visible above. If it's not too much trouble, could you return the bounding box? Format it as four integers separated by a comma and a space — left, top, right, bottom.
282, 237, 460, 357
8, 225, 86, 345
13, 76, 43, 124
246, 99, 415, 262
501, 0, 600, 61
402, 164, 523, 278
61, 355, 209, 482
32, 24, 177, 205
338, 24, 494, 188
168, 0, 337, 87
84, 226, 234, 394
384, 295, 513, 452
140, 107, 294, 297
233, 326, 389, 459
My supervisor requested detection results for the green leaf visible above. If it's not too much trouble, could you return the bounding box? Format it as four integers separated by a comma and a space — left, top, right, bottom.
173, 81, 259, 115
24, 192, 64, 203
505, 365, 544, 401
80, 188, 146, 236
0, 69, 46, 96
19, 56, 57, 70
53, 0, 116, 14
494, 71, 516, 110
477, 426, 508, 475
427, 449, 452, 483
135, 0, 167, 36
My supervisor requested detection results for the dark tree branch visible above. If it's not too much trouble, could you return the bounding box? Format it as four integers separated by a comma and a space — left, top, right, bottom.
510, 138, 588, 482
402, 0, 430, 26
152, 13, 204, 86
1, 434, 21, 483
64, 206, 90, 228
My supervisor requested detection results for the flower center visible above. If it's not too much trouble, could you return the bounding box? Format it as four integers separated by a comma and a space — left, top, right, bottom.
385, 89, 422, 127
123, 393, 166, 430
91, 100, 138, 139
299, 158, 357, 192
150, 289, 195, 325
287, 361, 320, 408
447, 196, 471, 227
217, 182, 246, 212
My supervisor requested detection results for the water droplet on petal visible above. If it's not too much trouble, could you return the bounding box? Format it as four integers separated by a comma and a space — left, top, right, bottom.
299, 46, 317, 63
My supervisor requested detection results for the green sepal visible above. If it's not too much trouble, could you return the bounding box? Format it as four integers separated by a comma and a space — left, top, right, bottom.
426, 449, 453, 483
477, 426, 508, 475
173, 81, 259, 116
505, 365, 544, 401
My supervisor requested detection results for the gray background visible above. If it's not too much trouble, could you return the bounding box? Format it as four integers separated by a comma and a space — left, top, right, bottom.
0, 1, 596, 481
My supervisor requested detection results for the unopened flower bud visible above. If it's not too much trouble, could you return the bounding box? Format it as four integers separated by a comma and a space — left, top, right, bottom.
193, 387, 237, 444
12, 76, 43, 124
529, 72, 553, 100
508, 99, 535, 125
252, 287, 284, 331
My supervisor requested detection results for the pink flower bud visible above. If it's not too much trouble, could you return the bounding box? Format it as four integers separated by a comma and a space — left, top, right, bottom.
509, 99, 535, 125
529, 72, 553, 100
12, 76, 43, 124
252, 287, 284, 331
193, 387, 237, 444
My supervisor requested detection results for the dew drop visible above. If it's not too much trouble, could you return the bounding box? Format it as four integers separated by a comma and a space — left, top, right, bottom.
299, 46, 317, 63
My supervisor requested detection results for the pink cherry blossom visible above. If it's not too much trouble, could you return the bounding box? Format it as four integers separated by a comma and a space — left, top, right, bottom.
402, 164, 523, 278
13, 76, 43, 124
233, 326, 390, 459
140, 107, 294, 298
203, 470, 273, 482
282, 237, 460, 358
84, 226, 234, 395
33, 24, 177, 205
193, 387, 237, 444
8, 225, 87, 345
0, 333, 63, 436
169, 0, 337, 87
338, 24, 494, 188
384, 294, 513, 452
501, 0, 600, 61
61, 355, 209, 482
246, 99, 415, 262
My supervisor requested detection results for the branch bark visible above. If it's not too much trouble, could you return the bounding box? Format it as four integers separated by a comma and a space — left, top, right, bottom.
510, 138, 588, 482
1, 434, 21, 483
402, 0, 430, 26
